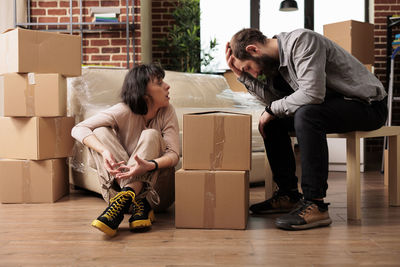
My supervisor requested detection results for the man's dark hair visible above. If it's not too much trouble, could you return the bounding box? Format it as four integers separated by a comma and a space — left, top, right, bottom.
121, 63, 165, 115
231, 28, 267, 60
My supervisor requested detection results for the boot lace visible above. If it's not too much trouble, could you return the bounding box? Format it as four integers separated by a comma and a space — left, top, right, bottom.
289, 200, 315, 218
104, 191, 135, 220
133, 199, 145, 216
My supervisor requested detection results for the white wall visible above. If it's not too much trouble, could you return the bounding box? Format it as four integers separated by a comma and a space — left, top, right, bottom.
0, 0, 26, 33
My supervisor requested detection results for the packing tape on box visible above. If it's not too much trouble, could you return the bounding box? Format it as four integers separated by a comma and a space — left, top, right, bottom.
22, 160, 32, 203
209, 115, 225, 170
25, 73, 36, 116
203, 172, 216, 228
55, 118, 61, 155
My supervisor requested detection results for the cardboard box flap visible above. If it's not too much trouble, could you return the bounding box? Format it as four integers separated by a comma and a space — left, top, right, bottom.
184, 110, 251, 117
2, 28, 15, 34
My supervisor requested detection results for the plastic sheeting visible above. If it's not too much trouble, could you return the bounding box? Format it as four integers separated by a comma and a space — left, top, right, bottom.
67, 67, 266, 173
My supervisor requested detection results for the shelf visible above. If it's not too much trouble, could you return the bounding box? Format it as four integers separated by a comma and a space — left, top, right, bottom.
16, 22, 130, 26
14, 0, 134, 69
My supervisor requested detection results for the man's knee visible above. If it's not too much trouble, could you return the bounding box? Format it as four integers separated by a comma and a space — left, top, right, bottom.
294, 105, 321, 130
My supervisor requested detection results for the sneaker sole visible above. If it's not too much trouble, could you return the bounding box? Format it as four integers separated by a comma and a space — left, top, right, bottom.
129, 210, 155, 230
275, 218, 333, 231
250, 208, 294, 215
91, 219, 117, 237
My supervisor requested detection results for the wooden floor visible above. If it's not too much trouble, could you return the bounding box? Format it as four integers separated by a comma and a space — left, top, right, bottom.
1, 171, 400, 267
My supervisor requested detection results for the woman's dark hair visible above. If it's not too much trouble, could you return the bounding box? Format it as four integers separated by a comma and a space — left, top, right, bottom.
231, 28, 267, 60
121, 63, 165, 115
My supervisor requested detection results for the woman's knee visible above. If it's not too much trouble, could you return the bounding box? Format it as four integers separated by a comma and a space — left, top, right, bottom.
93, 127, 115, 141
140, 129, 162, 142
140, 129, 162, 146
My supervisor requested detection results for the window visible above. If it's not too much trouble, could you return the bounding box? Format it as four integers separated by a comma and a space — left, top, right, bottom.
260, 0, 304, 38
200, 0, 366, 72
200, 0, 250, 72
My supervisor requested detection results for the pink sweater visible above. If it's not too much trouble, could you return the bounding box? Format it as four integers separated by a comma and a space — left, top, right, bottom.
71, 102, 180, 166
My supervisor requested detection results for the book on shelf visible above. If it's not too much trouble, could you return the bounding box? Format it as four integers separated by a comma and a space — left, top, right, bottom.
90, 7, 121, 15
94, 13, 117, 18
389, 15, 400, 21
94, 17, 119, 23
92, 12, 119, 23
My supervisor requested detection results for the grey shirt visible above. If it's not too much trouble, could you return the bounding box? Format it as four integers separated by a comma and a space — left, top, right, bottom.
239, 29, 387, 117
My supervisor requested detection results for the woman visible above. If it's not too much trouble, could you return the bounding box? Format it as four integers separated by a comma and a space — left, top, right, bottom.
71, 63, 179, 237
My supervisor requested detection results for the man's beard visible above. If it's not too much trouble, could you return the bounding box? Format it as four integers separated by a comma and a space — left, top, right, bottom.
250, 54, 279, 77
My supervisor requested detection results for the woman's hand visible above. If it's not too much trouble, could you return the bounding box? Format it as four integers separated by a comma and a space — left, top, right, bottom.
101, 149, 125, 176
225, 42, 243, 78
115, 155, 155, 180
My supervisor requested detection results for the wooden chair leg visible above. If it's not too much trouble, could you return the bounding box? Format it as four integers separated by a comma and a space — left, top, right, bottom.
384, 149, 389, 186
346, 134, 361, 220
388, 135, 400, 206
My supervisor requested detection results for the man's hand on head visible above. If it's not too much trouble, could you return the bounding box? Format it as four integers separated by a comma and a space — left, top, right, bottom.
225, 42, 243, 78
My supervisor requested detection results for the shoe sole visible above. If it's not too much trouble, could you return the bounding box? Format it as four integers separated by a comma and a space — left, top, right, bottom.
91, 219, 117, 237
275, 218, 333, 230
129, 210, 155, 230
250, 208, 294, 215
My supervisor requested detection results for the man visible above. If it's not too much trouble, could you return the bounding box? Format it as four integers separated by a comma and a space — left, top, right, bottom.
226, 28, 387, 230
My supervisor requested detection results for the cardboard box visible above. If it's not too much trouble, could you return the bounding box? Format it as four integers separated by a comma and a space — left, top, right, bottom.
0, 116, 75, 160
0, 28, 81, 77
183, 112, 251, 171
0, 73, 67, 117
175, 169, 249, 229
323, 20, 374, 64
364, 64, 373, 73
0, 158, 69, 203
224, 70, 247, 92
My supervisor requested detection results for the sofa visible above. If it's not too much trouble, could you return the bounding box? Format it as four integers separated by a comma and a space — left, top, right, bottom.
68, 67, 270, 196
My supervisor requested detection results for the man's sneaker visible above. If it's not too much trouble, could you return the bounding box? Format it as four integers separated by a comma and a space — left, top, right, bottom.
249, 190, 302, 214
275, 200, 332, 230
91, 187, 136, 237
129, 197, 155, 230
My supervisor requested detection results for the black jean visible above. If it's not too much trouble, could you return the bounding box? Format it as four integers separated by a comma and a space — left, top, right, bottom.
263, 95, 387, 200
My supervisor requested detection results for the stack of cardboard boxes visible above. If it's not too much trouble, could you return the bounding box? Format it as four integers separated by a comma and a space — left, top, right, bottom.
0, 28, 81, 203
323, 20, 374, 71
175, 112, 252, 229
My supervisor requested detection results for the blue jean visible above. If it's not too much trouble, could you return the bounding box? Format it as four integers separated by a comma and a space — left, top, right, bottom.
262, 94, 387, 199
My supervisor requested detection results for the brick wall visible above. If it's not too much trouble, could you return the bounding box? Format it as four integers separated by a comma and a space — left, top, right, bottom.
365, 0, 400, 167
151, 0, 177, 66
29, 0, 141, 68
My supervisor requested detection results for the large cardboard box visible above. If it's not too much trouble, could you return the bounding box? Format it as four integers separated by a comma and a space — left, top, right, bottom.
175, 169, 249, 229
0, 28, 81, 77
0, 158, 69, 203
183, 112, 251, 170
0, 73, 67, 117
0, 116, 75, 160
323, 20, 374, 64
